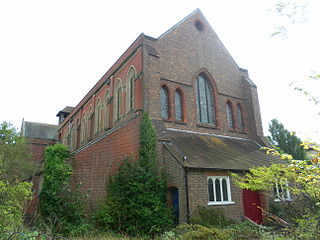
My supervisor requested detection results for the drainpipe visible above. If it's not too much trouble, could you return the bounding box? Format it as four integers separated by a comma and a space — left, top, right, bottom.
183, 156, 190, 223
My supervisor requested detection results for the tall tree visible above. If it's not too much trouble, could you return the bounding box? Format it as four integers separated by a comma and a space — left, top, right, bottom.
268, 119, 307, 160
0, 122, 33, 230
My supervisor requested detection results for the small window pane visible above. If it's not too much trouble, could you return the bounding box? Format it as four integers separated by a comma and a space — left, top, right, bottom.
215, 179, 221, 201
237, 104, 244, 131
226, 102, 234, 128
175, 90, 183, 121
208, 178, 214, 201
160, 87, 169, 119
222, 179, 228, 201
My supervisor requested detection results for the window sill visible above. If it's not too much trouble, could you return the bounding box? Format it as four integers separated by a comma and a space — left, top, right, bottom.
274, 198, 292, 202
174, 121, 187, 125
207, 201, 235, 206
227, 128, 237, 132
197, 123, 218, 130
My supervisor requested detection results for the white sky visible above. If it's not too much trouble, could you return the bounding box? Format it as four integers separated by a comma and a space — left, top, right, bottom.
1, 0, 319, 142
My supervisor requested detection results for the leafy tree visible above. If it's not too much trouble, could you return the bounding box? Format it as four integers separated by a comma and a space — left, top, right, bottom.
96, 112, 172, 236
233, 143, 320, 239
267, 119, 307, 160
0, 122, 33, 230
39, 144, 89, 236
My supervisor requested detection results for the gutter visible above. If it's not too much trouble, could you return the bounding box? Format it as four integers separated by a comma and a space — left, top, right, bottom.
183, 165, 190, 223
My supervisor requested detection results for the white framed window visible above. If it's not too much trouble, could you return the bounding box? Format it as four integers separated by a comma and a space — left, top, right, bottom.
274, 181, 291, 202
207, 176, 234, 205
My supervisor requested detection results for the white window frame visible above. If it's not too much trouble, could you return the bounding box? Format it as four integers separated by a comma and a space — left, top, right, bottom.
207, 176, 235, 206
274, 181, 292, 202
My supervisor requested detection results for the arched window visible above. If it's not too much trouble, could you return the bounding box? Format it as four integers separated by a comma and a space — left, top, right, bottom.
88, 106, 93, 140
95, 99, 101, 135
237, 104, 244, 131
127, 67, 135, 112
195, 74, 215, 125
207, 176, 233, 205
175, 89, 183, 121
226, 102, 234, 129
208, 178, 214, 201
81, 113, 86, 143
115, 79, 122, 121
160, 85, 170, 119
105, 90, 111, 129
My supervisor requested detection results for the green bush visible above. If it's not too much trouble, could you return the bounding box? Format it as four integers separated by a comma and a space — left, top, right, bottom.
173, 223, 229, 240
190, 206, 235, 228
95, 112, 173, 236
39, 144, 90, 236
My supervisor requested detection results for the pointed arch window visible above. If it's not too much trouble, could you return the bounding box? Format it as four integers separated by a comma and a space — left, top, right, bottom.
127, 67, 135, 112
105, 90, 111, 129
115, 79, 122, 121
160, 85, 170, 119
95, 99, 101, 135
237, 104, 244, 131
195, 74, 215, 125
175, 89, 183, 121
226, 102, 235, 129
81, 113, 86, 144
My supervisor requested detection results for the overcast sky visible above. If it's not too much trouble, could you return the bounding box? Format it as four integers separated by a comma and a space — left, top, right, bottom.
1, 0, 319, 142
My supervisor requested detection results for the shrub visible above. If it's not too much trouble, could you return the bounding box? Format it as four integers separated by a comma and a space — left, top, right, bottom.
39, 144, 90, 236
95, 112, 173, 236
173, 223, 229, 240
190, 206, 235, 228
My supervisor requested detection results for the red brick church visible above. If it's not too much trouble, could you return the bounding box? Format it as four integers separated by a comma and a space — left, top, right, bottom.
26, 9, 279, 224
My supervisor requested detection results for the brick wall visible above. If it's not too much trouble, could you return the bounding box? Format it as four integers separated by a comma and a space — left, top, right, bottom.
72, 113, 140, 210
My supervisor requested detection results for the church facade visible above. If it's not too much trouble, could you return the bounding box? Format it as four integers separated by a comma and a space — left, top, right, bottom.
57, 9, 275, 224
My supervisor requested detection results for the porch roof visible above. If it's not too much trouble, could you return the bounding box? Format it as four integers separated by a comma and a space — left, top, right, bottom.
165, 129, 282, 171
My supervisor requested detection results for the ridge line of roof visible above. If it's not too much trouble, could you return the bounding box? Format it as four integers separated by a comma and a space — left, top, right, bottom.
166, 127, 252, 142
158, 8, 201, 39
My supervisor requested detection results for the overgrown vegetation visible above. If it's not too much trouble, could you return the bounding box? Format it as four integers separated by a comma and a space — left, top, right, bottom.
95, 112, 173, 236
39, 144, 90, 236
0, 122, 33, 230
233, 142, 320, 239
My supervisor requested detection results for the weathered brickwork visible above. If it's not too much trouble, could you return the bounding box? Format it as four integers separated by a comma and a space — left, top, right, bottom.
72, 114, 140, 210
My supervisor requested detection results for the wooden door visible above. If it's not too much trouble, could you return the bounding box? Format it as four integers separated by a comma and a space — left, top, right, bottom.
243, 189, 262, 224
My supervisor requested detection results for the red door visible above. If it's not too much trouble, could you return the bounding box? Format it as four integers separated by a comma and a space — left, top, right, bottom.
243, 189, 262, 224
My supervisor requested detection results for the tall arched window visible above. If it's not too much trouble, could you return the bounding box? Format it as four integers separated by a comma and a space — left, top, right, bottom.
105, 90, 111, 129
88, 106, 93, 140
115, 79, 122, 121
127, 67, 135, 112
195, 74, 215, 125
81, 113, 86, 144
160, 85, 170, 119
175, 89, 183, 121
237, 104, 244, 131
95, 98, 101, 135
226, 101, 234, 129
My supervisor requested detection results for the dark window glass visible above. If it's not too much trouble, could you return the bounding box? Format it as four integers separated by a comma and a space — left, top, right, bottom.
215, 179, 221, 201
195, 75, 215, 124
128, 68, 135, 110
160, 86, 169, 119
175, 90, 183, 121
208, 178, 214, 201
226, 102, 234, 128
117, 87, 121, 119
237, 104, 244, 131
222, 179, 228, 201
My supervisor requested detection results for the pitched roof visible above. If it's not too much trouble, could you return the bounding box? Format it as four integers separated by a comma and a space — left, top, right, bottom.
56, 106, 74, 116
21, 121, 58, 140
164, 128, 282, 171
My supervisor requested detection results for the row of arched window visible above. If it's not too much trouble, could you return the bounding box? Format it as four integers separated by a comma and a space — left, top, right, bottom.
160, 73, 245, 131
63, 66, 136, 150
